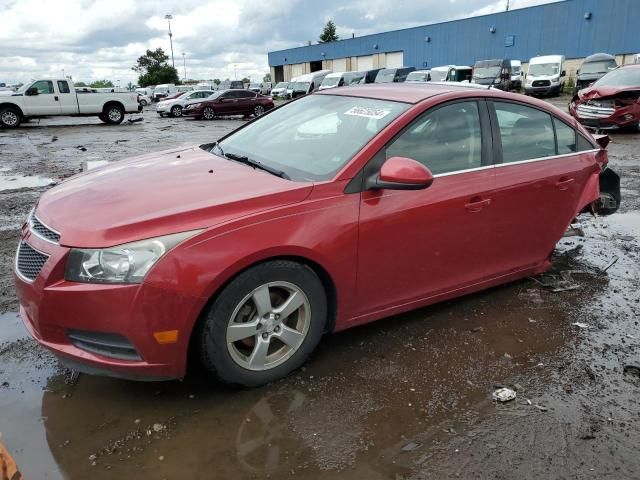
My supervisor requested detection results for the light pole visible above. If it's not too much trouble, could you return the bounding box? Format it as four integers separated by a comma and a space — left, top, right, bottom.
165, 14, 175, 68
182, 52, 186, 81
234, 64, 237, 80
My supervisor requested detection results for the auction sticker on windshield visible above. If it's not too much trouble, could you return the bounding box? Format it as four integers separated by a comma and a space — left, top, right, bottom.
344, 106, 391, 119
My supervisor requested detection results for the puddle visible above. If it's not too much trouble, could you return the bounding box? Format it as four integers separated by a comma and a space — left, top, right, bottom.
0, 169, 53, 191
0, 311, 27, 345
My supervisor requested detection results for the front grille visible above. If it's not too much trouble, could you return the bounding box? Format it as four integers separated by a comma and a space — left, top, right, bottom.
532, 80, 551, 87
67, 330, 142, 360
16, 242, 49, 282
30, 215, 60, 243
576, 104, 616, 119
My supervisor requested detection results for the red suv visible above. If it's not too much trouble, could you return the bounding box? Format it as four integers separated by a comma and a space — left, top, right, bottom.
182, 89, 274, 119
15, 84, 619, 386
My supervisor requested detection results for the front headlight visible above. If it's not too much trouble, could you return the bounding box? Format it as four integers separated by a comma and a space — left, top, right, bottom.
65, 230, 202, 284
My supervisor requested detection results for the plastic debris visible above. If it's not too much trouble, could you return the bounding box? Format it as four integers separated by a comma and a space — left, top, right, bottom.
571, 322, 590, 329
602, 256, 619, 273
401, 441, 422, 452
492, 387, 516, 402
127, 117, 144, 123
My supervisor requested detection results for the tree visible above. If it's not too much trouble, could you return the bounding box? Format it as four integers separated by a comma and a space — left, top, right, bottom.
74, 81, 87, 87
132, 48, 180, 87
319, 20, 339, 43
263, 72, 272, 83
126, 81, 134, 91
241, 77, 251, 84
90, 80, 114, 88
213, 79, 221, 86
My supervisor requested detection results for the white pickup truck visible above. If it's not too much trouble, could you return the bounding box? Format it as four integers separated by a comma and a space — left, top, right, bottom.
0, 78, 141, 128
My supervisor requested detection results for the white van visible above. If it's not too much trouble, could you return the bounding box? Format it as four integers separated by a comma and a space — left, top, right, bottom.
319, 72, 349, 90
510, 60, 523, 89
195, 82, 213, 90
290, 70, 332, 98
153, 83, 177, 101
524, 55, 566, 97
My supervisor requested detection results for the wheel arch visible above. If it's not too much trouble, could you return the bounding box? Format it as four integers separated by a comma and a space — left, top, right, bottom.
187, 253, 338, 363
0, 102, 24, 117
102, 100, 125, 114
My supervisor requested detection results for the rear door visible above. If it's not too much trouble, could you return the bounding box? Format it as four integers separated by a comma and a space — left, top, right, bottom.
235, 90, 257, 114
23, 80, 61, 115
356, 100, 497, 315
488, 100, 597, 274
56, 80, 77, 114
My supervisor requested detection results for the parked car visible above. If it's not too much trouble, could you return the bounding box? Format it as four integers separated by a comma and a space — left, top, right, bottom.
472, 59, 513, 90
511, 60, 523, 89
429, 65, 473, 83
575, 53, 618, 93
177, 85, 194, 93
569, 64, 640, 132
260, 82, 272, 95
14, 83, 619, 386
182, 89, 274, 119
156, 90, 215, 117
342, 71, 367, 85
271, 82, 290, 99
0, 78, 141, 128
248, 83, 263, 93
137, 94, 152, 106
374, 67, 416, 83
319, 72, 350, 90
290, 70, 332, 98
406, 70, 432, 83
153, 84, 177, 101
219, 80, 245, 90
524, 55, 566, 97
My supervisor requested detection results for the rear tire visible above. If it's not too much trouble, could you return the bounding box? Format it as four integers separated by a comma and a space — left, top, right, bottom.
170, 105, 183, 117
199, 260, 327, 387
0, 106, 21, 128
254, 105, 265, 117
140, 99, 148, 107
202, 107, 215, 120
103, 104, 125, 124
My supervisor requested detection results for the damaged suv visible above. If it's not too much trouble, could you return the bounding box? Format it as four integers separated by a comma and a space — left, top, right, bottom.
570, 64, 640, 132
15, 84, 620, 386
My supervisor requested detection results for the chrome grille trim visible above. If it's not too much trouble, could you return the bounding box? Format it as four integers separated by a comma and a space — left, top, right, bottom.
576, 104, 616, 119
29, 215, 61, 244
15, 242, 49, 283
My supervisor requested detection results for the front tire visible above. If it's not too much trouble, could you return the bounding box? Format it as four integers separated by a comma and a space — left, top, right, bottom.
0, 106, 21, 128
254, 105, 265, 117
199, 260, 327, 387
103, 104, 124, 124
170, 105, 182, 117
202, 107, 215, 120
140, 99, 148, 107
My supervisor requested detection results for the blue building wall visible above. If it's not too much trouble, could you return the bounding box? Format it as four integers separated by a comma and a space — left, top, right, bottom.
268, 0, 640, 68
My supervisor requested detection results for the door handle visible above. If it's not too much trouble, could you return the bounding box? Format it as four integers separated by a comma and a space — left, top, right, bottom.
555, 177, 575, 190
54, 96, 59, 101
465, 198, 491, 213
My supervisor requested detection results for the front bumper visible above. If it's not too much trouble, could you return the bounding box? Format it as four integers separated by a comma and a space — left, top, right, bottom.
182, 107, 203, 117
14, 227, 201, 381
525, 84, 559, 95
570, 102, 640, 130
155, 103, 172, 114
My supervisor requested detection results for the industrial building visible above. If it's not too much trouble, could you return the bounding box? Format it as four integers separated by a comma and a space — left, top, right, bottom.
268, 0, 640, 83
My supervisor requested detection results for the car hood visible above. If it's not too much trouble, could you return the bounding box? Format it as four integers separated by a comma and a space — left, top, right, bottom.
578, 85, 640, 101
36, 146, 313, 248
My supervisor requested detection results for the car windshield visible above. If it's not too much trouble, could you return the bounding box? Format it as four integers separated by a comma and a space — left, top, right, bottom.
274, 82, 288, 89
215, 95, 408, 181
594, 68, 640, 87
528, 63, 560, 76
375, 71, 396, 83
406, 72, 429, 82
292, 81, 310, 92
473, 66, 500, 79
430, 70, 449, 82
321, 76, 340, 87
581, 60, 617, 75
344, 75, 365, 85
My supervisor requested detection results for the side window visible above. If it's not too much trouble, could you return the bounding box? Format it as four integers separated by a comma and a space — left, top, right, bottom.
385, 101, 482, 175
494, 102, 555, 163
57, 81, 70, 93
577, 134, 595, 152
554, 118, 577, 154
32, 80, 54, 94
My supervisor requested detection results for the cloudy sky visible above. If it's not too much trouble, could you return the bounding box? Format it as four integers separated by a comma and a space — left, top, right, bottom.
0, 0, 557, 86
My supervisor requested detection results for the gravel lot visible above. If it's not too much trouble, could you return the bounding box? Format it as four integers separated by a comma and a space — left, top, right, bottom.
1, 96, 639, 479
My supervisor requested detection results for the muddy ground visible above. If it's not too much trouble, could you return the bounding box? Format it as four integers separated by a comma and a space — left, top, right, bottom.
0, 98, 639, 479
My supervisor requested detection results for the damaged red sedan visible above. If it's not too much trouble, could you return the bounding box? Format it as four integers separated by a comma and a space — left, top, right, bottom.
570, 64, 640, 131
15, 84, 619, 386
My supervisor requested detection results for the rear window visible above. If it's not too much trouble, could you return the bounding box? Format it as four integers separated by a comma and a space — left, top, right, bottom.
554, 118, 577, 154
494, 102, 555, 163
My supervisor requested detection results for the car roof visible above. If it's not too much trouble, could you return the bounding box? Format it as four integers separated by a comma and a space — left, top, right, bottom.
317, 82, 497, 104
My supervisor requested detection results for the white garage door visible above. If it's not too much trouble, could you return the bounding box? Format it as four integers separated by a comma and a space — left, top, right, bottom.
333, 58, 347, 72
385, 51, 404, 68
356, 55, 374, 71
291, 63, 304, 78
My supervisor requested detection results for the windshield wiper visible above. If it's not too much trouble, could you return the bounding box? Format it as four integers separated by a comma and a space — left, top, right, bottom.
223, 152, 290, 180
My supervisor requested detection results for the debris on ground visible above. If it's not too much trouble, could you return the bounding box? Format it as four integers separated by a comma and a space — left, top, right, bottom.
75, 145, 87, 151
127, 117, 143, 124
623, 365, 640, 378
602, 256, 619, 273
530, 270, 590, 292
492, 387, 517, 402
401, 441, 422, 452
571, 322, 591, 329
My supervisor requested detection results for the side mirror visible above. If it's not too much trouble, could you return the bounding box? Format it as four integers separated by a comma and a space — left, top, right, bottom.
594, 134, 609, 149
561, 70, 566, 77
26, 87, 38, 96
367, 157, 434, 190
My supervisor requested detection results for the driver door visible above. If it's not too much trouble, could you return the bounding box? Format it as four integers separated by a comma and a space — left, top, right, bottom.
23, 80, 61, 115
356, 100, 497, 316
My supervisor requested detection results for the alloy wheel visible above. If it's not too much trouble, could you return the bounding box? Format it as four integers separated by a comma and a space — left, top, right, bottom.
254, 105, 265, 116
108, 108, 123, 122
1, 110, 19, 127
226, 281, 310, 371
203, 107, 215, 120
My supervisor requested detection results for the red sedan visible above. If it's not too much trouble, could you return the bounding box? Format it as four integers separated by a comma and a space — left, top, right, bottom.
182, 89, 274, 119
15, 84, 619, 386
